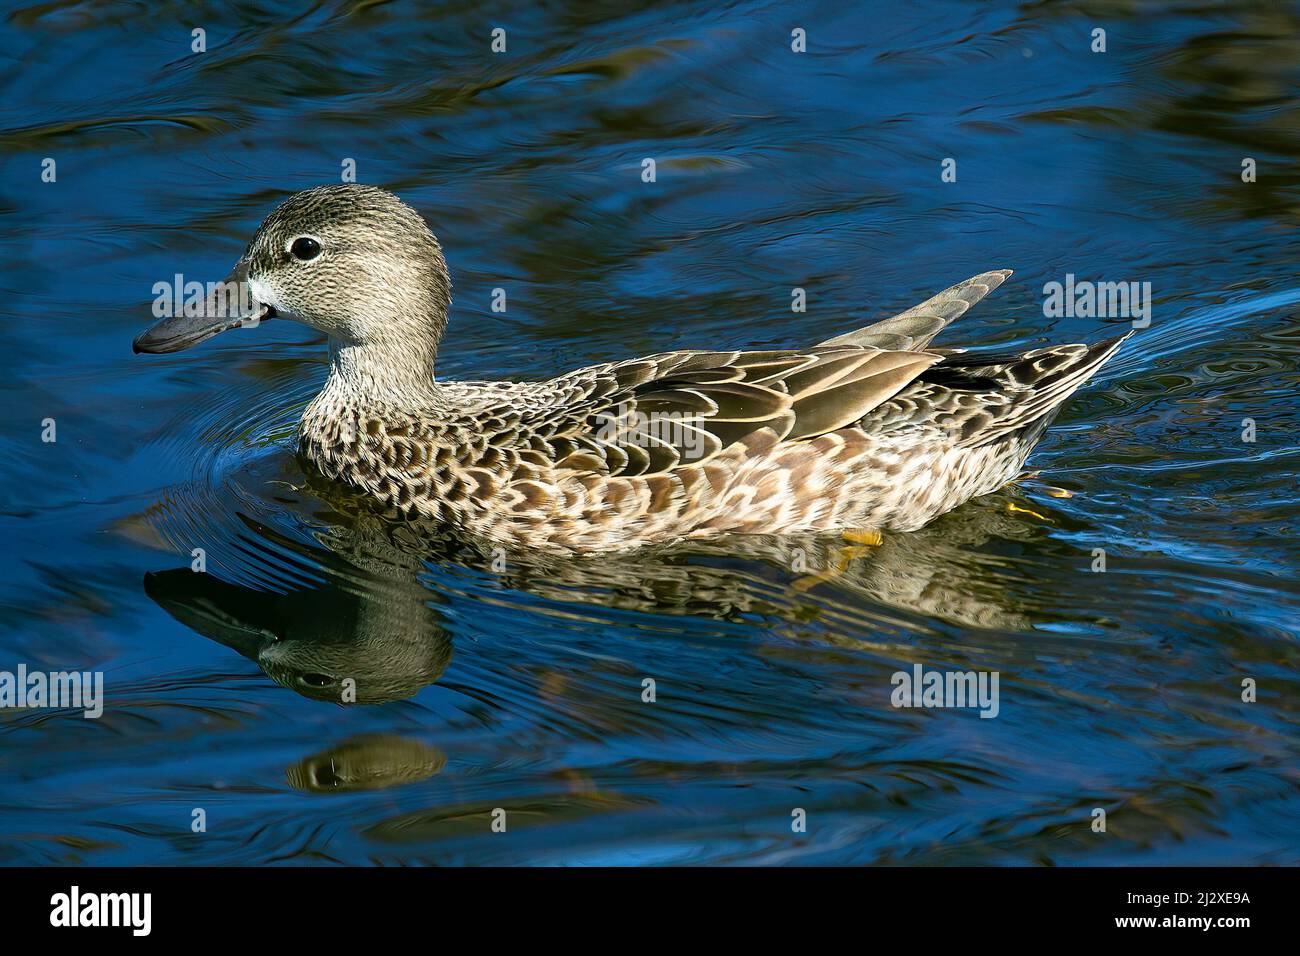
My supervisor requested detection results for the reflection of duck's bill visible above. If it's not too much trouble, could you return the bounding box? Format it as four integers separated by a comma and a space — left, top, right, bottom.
142, 569, 276, 660
132, 261, 275, 354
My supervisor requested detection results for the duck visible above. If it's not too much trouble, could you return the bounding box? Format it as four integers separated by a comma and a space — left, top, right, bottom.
134, 184, 1130, 553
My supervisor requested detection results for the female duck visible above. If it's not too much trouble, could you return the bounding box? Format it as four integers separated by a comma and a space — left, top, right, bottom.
134, 184, 1128, 552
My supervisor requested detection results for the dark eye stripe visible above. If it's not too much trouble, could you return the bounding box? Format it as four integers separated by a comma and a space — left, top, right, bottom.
290, 236, 322, 261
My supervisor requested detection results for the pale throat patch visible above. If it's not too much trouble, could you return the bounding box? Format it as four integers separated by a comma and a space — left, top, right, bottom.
247, 276, 289, 320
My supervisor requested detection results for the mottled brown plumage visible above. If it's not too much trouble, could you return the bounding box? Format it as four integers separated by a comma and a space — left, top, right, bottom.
135, 184, 1131, 553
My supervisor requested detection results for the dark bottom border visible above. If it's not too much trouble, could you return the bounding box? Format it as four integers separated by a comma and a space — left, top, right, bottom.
0, 865, 1285, 940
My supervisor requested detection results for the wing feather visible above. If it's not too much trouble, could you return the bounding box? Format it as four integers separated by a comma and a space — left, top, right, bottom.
523, 345, 943, 476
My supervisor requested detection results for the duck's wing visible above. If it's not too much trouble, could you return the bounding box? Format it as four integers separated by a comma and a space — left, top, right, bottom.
507, 346, 941, 476
816, 270, 1012, 351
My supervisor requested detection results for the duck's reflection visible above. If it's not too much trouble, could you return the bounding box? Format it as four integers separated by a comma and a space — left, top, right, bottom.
143, 538, 452, 704
498, 506, 1043, 633
285, 735, 447, 793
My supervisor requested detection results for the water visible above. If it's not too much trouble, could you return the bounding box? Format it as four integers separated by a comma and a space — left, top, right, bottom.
1, 0, 1297, 865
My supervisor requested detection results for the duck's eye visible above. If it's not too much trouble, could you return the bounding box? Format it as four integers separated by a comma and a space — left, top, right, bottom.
290, 236, 322, 261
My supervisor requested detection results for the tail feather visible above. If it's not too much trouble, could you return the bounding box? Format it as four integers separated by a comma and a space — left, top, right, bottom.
953, 331, 1132, 448
817, 270, 1013, 351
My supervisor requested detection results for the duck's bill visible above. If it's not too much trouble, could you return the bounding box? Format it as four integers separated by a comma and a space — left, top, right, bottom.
132, 263, 274, 354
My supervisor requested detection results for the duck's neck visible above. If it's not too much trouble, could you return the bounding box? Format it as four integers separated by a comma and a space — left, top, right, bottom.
313, 338, 443, 414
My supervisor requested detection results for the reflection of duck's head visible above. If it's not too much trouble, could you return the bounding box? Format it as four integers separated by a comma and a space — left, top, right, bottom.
143, 564, 452, 704
286, 734, 446, 793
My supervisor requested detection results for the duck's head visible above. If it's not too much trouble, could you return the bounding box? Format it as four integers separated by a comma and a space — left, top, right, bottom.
133, 184, 452, 361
